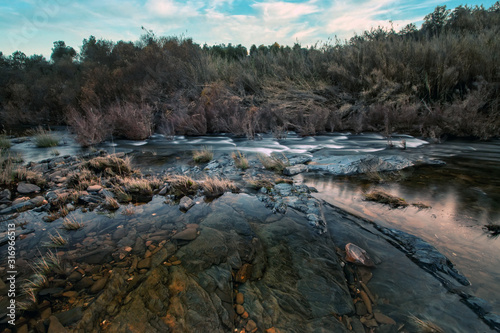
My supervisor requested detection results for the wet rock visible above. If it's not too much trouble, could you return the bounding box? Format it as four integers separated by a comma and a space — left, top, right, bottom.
39, 287, 64, 297
78, 194, 103, 205
137, 257, 152, 270
48, 315, 68, 333
0, 189, 11, 203
246, 319, 257, 332
287, 155, 312, 165
345, 243, 375, 267
351, 318, 365, 333
235, 263, 253, 283
235, 304, 245, 315
55, 307, 83, 326
283, 164, 308, 176
17, 182, 40, 194
90, 277, 108, 294
355, 302, 367, 316
374, 312, 396, 325
236, 292, 244, 305
0, 200, 35, 214
172, 228, 198, 241
179, 196, 194, 212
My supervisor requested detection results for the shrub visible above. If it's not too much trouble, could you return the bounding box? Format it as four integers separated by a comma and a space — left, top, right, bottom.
84, 155, 133, 176
67, 107, 112, 147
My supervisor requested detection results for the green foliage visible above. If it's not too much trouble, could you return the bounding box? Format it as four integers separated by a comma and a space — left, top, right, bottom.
31, 127, 59, 148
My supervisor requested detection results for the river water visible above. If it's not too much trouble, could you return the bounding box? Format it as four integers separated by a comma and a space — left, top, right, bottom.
8, 130, 500, 316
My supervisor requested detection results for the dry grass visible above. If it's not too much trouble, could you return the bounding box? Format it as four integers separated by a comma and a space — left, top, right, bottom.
0, 133, 11, 149
231, 150, 249, 170
193, 146, 213, 163
62, 216, 83, 230
257, 153, 289, 173
409, 315, 444, 333
167, 174, 199, 197
44, 231, 67, 248
113, 186, 132, 203
103, 196, 120, 210
67, 167, 96, 190
13, 167, 46, 187
364, 190, 408, 208
22, 250, 63, 305
200, 176, 238, 197
246, 179, 274, 190
30, 126, 59, 148
84, 155, 133, 176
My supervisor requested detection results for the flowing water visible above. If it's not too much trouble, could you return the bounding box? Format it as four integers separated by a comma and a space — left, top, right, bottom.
6, 129, 500, 326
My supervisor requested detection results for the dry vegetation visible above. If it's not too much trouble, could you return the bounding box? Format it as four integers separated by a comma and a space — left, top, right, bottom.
231, 150, 249, 170
192, 146, 213, 163
200, 176, 238, 197
257, 153, 289, 173
1, 4, 499, 141
364, 190, 409, 208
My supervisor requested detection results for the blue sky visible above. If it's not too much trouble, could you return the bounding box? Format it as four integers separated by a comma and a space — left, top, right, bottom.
0, 0, 497, 58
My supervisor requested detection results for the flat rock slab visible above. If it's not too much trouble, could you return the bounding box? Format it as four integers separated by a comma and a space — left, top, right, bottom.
283, 164, 308, 176
172, 228, 198, 241
17, 182, 41, 194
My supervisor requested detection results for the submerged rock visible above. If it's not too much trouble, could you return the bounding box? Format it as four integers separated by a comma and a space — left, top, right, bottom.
345, 243, 375, 267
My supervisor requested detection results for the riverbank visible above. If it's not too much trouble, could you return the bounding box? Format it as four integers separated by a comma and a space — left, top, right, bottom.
0, 146, 499, 332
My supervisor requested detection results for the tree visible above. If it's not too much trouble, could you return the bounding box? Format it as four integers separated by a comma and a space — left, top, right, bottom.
51, 41, 76, 62
80, 35, 113, 65
422, 6, 450, 36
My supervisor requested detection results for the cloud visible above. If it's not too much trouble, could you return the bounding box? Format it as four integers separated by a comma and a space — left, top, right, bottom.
252, 1, 319, 21
145, 0, 203, 18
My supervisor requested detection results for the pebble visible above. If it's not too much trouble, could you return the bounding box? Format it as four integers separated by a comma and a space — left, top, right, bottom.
138, 257, 152, 269
374, 312, 396, 325
236, 292, 244, 305
17, 183, 41, 194
235, 304, 245, 315
241, 311, 249, 319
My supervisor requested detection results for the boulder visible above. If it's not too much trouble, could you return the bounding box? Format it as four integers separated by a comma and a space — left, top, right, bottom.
179, 196, 194, 212
283, 164, 308, 176
17, 182, 41, 194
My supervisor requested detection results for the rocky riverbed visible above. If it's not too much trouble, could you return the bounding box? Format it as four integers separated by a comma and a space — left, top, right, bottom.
0, 149, 498, 332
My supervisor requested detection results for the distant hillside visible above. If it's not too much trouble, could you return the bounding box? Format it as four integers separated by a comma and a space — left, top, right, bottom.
0, 3, 499, 144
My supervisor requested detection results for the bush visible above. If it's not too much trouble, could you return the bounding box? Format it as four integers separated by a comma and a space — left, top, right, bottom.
231, 151, 249, 170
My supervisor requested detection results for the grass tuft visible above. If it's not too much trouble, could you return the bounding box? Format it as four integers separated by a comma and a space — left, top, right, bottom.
200, 176, 238, 197
364, 190, 408, 208
103, 196, 120, 210
257, 153, 289, 173
0, 133, 11, 149
62, 216, 83, 230
193, 146, 213, 163
167, 175, 199, 197
31, 127, 59, 148
84, 154, 133, 176
44, 231, 67, 248
231, 150, 249, 170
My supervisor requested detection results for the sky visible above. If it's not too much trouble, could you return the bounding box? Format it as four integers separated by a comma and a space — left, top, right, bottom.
0, 0, 498, 58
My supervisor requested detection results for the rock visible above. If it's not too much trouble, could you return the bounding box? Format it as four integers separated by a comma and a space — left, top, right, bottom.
172, 228, 198, 241
17, 324, 29, 333
283, 164, 308, 176
17, 182, 40, 194
62, 291, 78, 298
360, 316, 378, 328
355, 302, 367, 316
48, 315, 68, 333
0, 189, 11, 202
30, 196, 46, 206
345, 243, 375, 267
241, 311, 249, 319
41, 307, 52, 319
86, 185, 102, 192
374, 312, 396, 325
236, 292, 244, 305
351, 318, 365, 333
137, 257, 152, 270
235, 263, 253, 283
68, 271, 83, 282
0, 200, 35, 215
179, 196, 194, 212
246, 319, 257, 332
55, 307, 83, 326
89, 277, 108, 294
235, 304, 245, 315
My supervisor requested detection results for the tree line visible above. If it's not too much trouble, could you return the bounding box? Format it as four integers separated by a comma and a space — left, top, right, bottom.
0, 3, 499, 145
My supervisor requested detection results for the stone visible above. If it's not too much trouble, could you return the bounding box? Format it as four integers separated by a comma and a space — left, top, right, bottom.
68, 271, 83, 282
179, 196, 194, 212
172, 228, 198, 241
41, 307, 52, 319
245, 319, 257, 332
283, 164, 308, 176
30, 196, 46, 206
48, 315, 68, 333
55, 307, 83, 326
235, 304, 245, 315
374, 312, 396, 325
62, 291, 78, 298
86, 185, 102, 192
17, 182, 40, 194
137, 257, 152, 269
355, 302, 367, 316
241, 311, 249, 319
236, 292, 244, 305
89, 277, 108, 294
0, 189, 12, 202
345, 243, 375, 267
